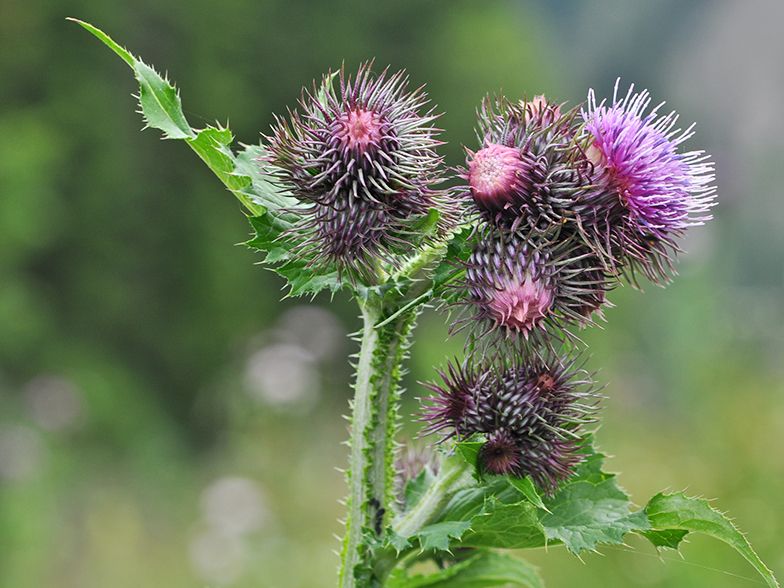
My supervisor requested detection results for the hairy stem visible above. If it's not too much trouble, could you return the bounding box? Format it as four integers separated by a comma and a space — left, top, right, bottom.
393, 454, 474, 538
340, 295, 418, 588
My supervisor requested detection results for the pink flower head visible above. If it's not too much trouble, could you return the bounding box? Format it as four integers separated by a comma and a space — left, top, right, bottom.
582, 80, 715, 243
486, 273, 554, 336
467, 143, 530, 213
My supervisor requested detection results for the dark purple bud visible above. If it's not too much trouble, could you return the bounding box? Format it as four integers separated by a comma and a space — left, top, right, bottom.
420, 352, 601, 494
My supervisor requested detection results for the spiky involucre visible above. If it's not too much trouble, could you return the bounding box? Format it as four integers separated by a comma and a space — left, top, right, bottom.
264, 63, 450, 281
580, 80, 716, 284
461, 95, 595, 235
453, 226, 612, 351
420, 352, 601, 494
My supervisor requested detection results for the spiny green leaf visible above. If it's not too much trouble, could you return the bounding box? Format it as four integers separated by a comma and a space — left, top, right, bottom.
508, 477, 549, 513
643, 492, 780, 588
433, 438, 649, 554
276, 257, 343, 297
539, 444, 650, 554
386, 529, 412, 554
68, 18, 133, 66
135, 60, 195, 139
460, 497, 545, 550
638, 528, 689, 550
455, 439, 484, 472
70, 19, 195, 140
404, 467, 438, 514
415, 521, 473, 552
387, 550, 544, 588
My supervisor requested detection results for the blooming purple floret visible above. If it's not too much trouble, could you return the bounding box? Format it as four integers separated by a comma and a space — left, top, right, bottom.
420, 353, 601, 494
264, 63, 451, 281
582, 80, 716, 280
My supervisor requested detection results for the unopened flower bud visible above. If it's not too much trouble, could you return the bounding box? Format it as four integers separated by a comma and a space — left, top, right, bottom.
467, 143, 531, 213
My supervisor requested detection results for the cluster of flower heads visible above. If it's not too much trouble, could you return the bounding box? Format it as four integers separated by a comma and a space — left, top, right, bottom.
264, 66, 714, 496
264, 62, 454, 282
422, 81, 715, 494
455, 83, 715, 347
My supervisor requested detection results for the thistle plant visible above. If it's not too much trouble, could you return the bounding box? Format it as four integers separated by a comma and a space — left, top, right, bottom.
71, 19, 780, 588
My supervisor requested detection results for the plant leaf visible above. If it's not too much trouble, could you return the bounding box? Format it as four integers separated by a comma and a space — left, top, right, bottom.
387, 550, 544, 588
69, 19, 195, 140
415, 521, 473, 551
72, 19, 348, 296
539, 444, 650, 554
508, 476, 549, 513
460, 497, 545, 550
643, 492, 780, 588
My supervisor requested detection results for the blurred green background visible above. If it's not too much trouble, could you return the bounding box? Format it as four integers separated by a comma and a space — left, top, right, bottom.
1, 0, 783, 586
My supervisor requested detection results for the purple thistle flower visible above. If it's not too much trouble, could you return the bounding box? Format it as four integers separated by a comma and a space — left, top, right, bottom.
467, 142, 533, 214
454, 226, 612, 350
581, 79, 716, 282
420, 352, 601, 494
264, 63, 452, 281
459, 95, 591, 234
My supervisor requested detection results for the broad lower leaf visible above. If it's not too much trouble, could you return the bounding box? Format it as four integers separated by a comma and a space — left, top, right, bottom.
539, 444, 649, 554
387, 550, 544, 588
460, 497, 545, 550
643, 491, 779, 588
435, 439, 648, 554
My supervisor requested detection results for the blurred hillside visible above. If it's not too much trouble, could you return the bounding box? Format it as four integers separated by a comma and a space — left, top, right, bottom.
0, 0, 782, 586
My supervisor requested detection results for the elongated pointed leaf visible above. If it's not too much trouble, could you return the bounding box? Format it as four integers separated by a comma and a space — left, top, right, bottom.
643, 492, 779, 588
69, 19, 195, 140
71, 19, 349, 296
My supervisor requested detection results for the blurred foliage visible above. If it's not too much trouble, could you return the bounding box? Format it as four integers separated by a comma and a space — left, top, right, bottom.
0, 0, 782, 587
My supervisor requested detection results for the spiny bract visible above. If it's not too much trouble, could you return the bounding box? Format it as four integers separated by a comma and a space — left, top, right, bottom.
264, 62, 451, 282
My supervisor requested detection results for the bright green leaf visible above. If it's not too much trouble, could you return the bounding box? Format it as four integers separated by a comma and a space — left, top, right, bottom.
638, 528, 689, 550
134, 60, 195, 139
415, 521, 473, 551
644, 492, 779, 588
455, 439, 484, 471
539, 445, 650, 554
460, 497, 545, 549
404, 468, 438, 514
71, 19, 195, 140
508, 477, 549, 513
388, 550, 544, 588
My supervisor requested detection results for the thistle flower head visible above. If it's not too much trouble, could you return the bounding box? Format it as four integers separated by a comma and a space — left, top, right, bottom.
459, 95, 589, 233
467, 143, 534, 214
464, 229, 555, 341
455, 227, 613, 350
420, 353, 601, 494
581, 80, 716, 281
264, 63, 451, 281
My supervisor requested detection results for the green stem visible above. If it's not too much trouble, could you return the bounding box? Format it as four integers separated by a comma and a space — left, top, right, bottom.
339, 295, 418, 588
339, 241, 458, 587
392, 454, 474, 538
